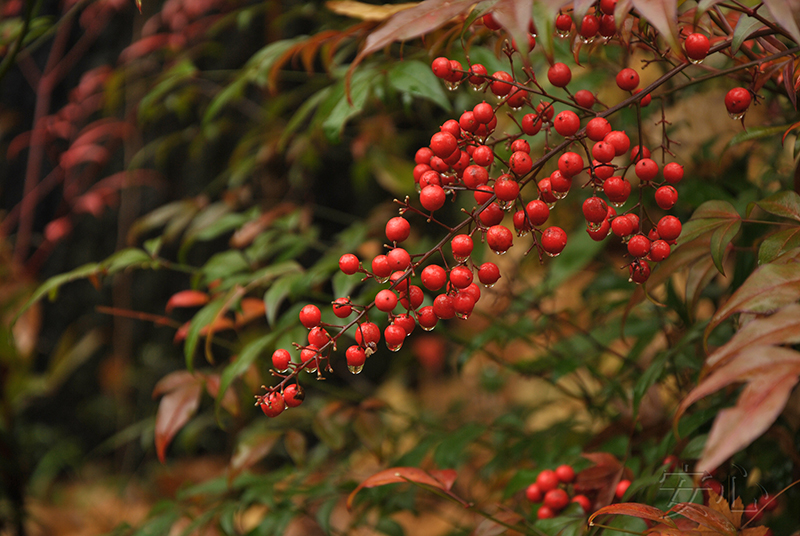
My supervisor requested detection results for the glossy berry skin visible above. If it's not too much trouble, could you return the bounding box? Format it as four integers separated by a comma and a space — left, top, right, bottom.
558, 152, 584, 178
299, 304, 321, 329
537, 505, 555, 519
615, 479, 631, 499
550, 171, 571, 195
384, 324, 406, 350
572, 494, 592, 514
628, 235, 651, 257
586, 219, 610, 241
473, 102, 494, 124
725, 87, 752, 115
604, 131, 630, 156
495, 175, 520, 201
387, 248, 411, 270
555, 13, 573, 33
536, 469, 559, 492
592, 141, 615, 163
416, 306, 438, 330
511, 139, 530, 153
630, 261, 651, 284
393, 314, 416, 337
433, 294, 456, 319
346, 345, 366, 367
355, 322, 381, 347
611, 215, 634, 237
526, 200, 550, 226
649, 240, 671, 262
479, 203, 505, 226
579, 14, 599, 39
431, 57, 452, 78
586, 117, 611, 141
574, 89, 595, 109
339, 253, 360, 275
478, 262, 501, 285
655, 185, 678, 210
468, 64, 488, 85
616, 68, 639, 91
283, 384, 304, 407
421, 265, 447, 291
473, 145, 494, 167
400, 285, 424, 310
385, 217, 410, 243
633, 88, 651, 106
308, 326, 330, 348
272, 349, 291, 371
630, 145, 650, 162
430, 131, 457, 158
555, 464, 575, 483
684, 33, 710, 61
509, 151, 533, 176
521, 113, 542, 135
525, 483, 543, 502
541, 227, 567, 255
449, 266, 473, 289
603, 177, 631, 205
600, 0, 616, 14
487, 225, 513, 253
332, 297, 352, 318
260, 391, 285, 417
583, 197, 608, 224
663, 162, 684, 184
451, 234, 474, 259
544, 488, 570, 511
635, 158, 659, 182
554, 110, 580, 137
547, 63, 572, 87
490, 71, 514, 96
420, 185, 446, 212
658, 215, 682, 241
483, 12, 502, 30
375, 289, 398, 312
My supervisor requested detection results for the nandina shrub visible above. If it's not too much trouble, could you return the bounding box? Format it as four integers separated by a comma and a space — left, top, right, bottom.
7, 0, 800, 534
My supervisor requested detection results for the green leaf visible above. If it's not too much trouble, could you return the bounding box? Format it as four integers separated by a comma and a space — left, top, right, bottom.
723, 124, 788, 154
709, 217, 741, 275
201, 250, 250, 283
203, 76, 249, 125
678, 200, 741, 247
759, 227, 800, 264
387, 60, 451, 111
279, 87, 331, 149
138, 59, 198, 124
245, 36, 305, 88
215, 332, 277, 417
321, 70, 373, 142
753, 191, 800, 222
731, 14, 763, 54
264, 273, 304, 326
184, 296, 230, 371
103, 248, 153, 275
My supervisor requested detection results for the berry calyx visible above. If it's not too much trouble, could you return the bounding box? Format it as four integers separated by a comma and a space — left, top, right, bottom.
260, 391, 285, 417
283, 384, 304, 407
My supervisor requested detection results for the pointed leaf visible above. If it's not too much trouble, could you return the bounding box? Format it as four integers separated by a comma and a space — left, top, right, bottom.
166, 290, 210, 313
491, 0, 535, 57
326, 0, 418, 21
763, 0, 800, 44
754, 191, 800, 222
388, 60, 451, 111
264, 273, 303, 326
705, 263, 800, 343
758, 227, 800, 264
669, 503, 736, 536
229, 427, 281, 481
347, 467, 457, 510
153, 374, 203, 463
678, 201, 740, 246
696, 0, 724, 14
732, 15, 764, 54
631, 0, 680, 55
685, 256, 721, 321
709, 217, 740, 275
184, 295, 229, 371
215, 332, 277, 416
589, 503, 674, 528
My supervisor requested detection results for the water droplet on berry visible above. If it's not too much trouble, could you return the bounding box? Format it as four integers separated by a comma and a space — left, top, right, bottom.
483, 283, 496, 289
728, 111, 746, 120
387, 342, 403, 352
587, 221, 603, 231
453, 255, 468, 263
375, 276, 390, 284
305, 364, 318, 373
688, 57, 704, 65
545, 250, 561, 258
509, 103, 523, 111
545, 201, 557, 209
455, 311, 471, 320
557, 29, 571, 38
493, 250, 507, 256
348, 364, 364, 374
516, 230, 530, 237
580, 35, 595, 44
611, 200, 626, 208
445, 81, 461, 91
421, 324, 436, 332
552, 190, 568, 200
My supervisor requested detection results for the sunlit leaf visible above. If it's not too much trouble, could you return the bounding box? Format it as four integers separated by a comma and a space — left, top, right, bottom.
327, 0, 418, 21
589, 503, 674, 528
347, 466, 458, 509
669, 502, 736, 536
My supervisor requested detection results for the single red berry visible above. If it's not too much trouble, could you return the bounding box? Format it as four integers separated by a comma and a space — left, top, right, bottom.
555, 13, 573, 34
474, 185, 494, 205
572, 494, 592, 514
599, 13, 616, 37
420, 185, 446, 212
375, 289, 398, 312
600, 0, 616, 14
526, 199, 550, 226
536, 469, 560, 492
663, 162, 684, 184
758, 494, 779, 512
482, 12, 502, 30
462, 165, 488, 189
393, 313, 416, 337
743, 502, 762, 522
521, 113, 542, 136
415, 147, 433, 165
419, 170, 442, 189
300, 345, 319, 370
657, 215, 682, 241
387, 247, 411, 270
579, 14, 599, 39
538, 178, 557, 204
449, 265, 473, 289
308, 326, 330, 348
490, 71, 514, 96
473, 102, 494, 124
583, 197, 609, 224
537, 101, 555, 121
509, 151, 533, 176
547, 62, 572, 87
468, 64, 488, 85
299, 304, 321, 329
487, 225, 514, 253
346, 345, 366, 367
655, 185, 678, 210
384, 324, 406, 351
479, 203, 505, 227
554, 110, 580, 137
421, 265, 447, 291
371, 255, 392, 279
385, 216, 410, 243
633, 88, 651, 106
514, 210, 531, 232
506, 86, 528, 108
339, 253, 360, 275
451, 234, 474, 259
558, 151, 584, 177
355, 322, 381, 347
444, 60, 463, 83
459, 111, 478, 133
283, 384, 304, 407
555, 464, 575, 483
604, 130, 630, 156
684, 33, 710, 62
453, 292, 476, 318
615, 479, 631, 499
626, 213, 640, 232
544, 488, 570, 511
586, 117, 611, 141
431, 57, 452, 78
616, 68, 639, 91
525, 483, 543, 502
416, 306, 438, 330
495, 175, 520, 201
630, 145, 650, 162
574, 89, 595, 109
725, 87, 752, 115
430, 131, 457, 159
399, 285, 424, 310
649, 239, 671, 262
592, 141, 615, 163
413, 164, 432, 183
478, 262, 501, 286
433, 293, 456, 319
511, 139, 530, 153
272, 349, 291, 371
593, 161, 615, 180
541, 227, 567, 256
260, 391, 285, 417
628, 234, 651, 257
586, 219, 610, 241
635, 158, 659, 182
472, 145, 494, 167
537, 505, 555, 519
550, 171, 571, 195
629, 260, 651, 284
332, 297, 352, 318
649, 228, 661, 242
611, 215, 634, 237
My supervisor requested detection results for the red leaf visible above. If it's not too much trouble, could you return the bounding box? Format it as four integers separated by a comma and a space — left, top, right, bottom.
577, 452, 626, 508
631, 0, 680, 55
59, 144, 110, 170
153, 371, 203, 463
203, 373, 239, 416
72, 119, 136, 149
234, 297, 266, 326
471, 511, 525, 536
166, 290, 210, 313
346, 467, 457, 510
763, 0, 800, 44
118, 33, 185, 63
669, 502, 736, 536
588, 503, 675, 528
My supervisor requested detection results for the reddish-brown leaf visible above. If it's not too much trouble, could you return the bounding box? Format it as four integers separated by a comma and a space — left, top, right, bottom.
588, 503, 675, 528
669, 502, 736, 536
326, 0, 417, 21
166, 290, 210, 313
705, 263, 800, 345
631, 0, 680, 55
763, 0, 800, 44
346, 467, 457, 510
229, 429, 281, 482
59, 144, 111, 169
203, 373, 239, 417
153, 371, 203, 463
234, 297, 266, 326
72, 119, 136, 148
705, 491, 743, 529
471, 511, 525, 536
577, 452, 625, 508
491, 0, 538, 57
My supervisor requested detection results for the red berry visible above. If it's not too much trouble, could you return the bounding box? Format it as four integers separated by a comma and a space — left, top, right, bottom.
548, 62, 572, 87
444, 60, 463, 83
332, 297, 352, 318
628, 234, 651, 257
743, 502, 762, 522
603, 176, 631, 205
308, 326, 330, 348
462, 165, 488, 189
453, 292, 476, 318
283, 384, 304, 407
592, 141, 615, 163
593, 161, 615, 180
572, 494, 592, 513
574, 89, 595, 109
579, 14, 599, 39
420, 185, 446, 212
725, 87, 752, 115
473, 102, 494, 123
615, 479, 631, 499
511, 139, 530, 153
586, 219, 610, 241
525, 483, 543, 502
758, 494, 778, 512
459, 111, 478, 133
478, 262, 501, 286
655, 185, 678, 210
537, 505, 555, 519
346, 345, 366, 367
550, 171, 571, 195
604, 130, 630, 156
483, 12, 502, 30
433, 293, 456, 319
430, 131, 457, 158
586, 117, 611, 141
544, 488, 570, 511
472, 145, 494, 167
451, 234, 474, 259
490, 71, 514, 96
339, 253, 360, 275
509, 151, 533, 177
635, 158, 659, 182
399, 284, 424, 310
600, 0, 616, 14
555, 13, 573, 33
272, 349, 291, 371
684, 33, 710, 61
431, 57, 452, 78
372, 255, 392, 279
506, 87, 528, 108
487, 225, 514, 253
386, 216, 410, 243
449, 265, 473, 289
474, 185, 494, 205
663, 162, 684, 184
514, 210, 531, 232
299, 304, 321, 329
260, 391, 285, 417
616, 68, 639, 91
630, 261, 650, 283
611, 215, 634, 237
536, 469, 559, 492
558, 151, 584, 177
526, 199, 550, 226
521, 113, 542, 135
415, 147, 433, 165
554, 110, 580, 137
416, 306, 438, 330
633, 88, 651, 106
387, 248, 411, 270
630, 145, 650, 162
468, 64, 488, 85
393, 313, 416, 336
583, 197, 609, 224
555, 464, 575, 483
495, 175, 520, 201
657, 215, 682, 241
649, 239, 671, 262
541, 227, 567, 256
421, 265, 447, 291
355, 322, 381, 347
599, 14, 616, 37
479, 203, 505, 226
538, 178, 557, 204
384, 324, 406, 351
375, 289, 398, 312
537, 101, 555, 121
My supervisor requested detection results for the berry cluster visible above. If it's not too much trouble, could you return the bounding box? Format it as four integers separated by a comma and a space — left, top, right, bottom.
256, 2, 762, 413
525, 465, 592, 518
